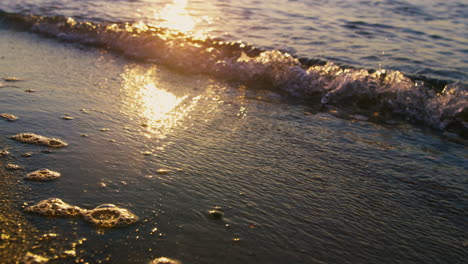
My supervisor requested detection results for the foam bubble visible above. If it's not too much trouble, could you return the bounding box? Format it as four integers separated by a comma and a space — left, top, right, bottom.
24, 198, 85, 217
12, 133, 68, 148
25, 169, 61, 181
82, 204, 138, 228
0, 113, 18, 121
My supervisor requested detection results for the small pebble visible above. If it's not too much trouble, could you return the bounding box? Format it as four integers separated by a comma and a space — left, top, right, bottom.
100, 128, 109, 132
208, 209, 224, 219
25, 89, 36, 93
6, 164, 22, 170
21, 152, 33, 158
156, 169, 170, 174
350, 114, 369, 121
150, 257, 181, 264
62, 116, 74, 120
0, 148, 10, 156
2, 77, 22, 82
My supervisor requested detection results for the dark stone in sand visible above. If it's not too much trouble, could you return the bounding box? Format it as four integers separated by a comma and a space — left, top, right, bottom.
208, 209, 224, 219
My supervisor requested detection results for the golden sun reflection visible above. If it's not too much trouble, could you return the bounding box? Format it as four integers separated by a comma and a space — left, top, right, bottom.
121, 66, 200, 140
154, 0, 195, 33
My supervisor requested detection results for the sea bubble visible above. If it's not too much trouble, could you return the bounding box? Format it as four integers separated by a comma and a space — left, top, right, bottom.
25, 169, 61, 181
82, 204, 138, 228
12, 133, 67, 148
24, 198, 86, 217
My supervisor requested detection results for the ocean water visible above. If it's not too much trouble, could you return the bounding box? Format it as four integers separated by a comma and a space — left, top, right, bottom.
0, 0, 467, 263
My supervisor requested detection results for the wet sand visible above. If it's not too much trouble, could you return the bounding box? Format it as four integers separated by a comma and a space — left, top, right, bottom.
0, 165, 36, 262
1, 29, 467, 264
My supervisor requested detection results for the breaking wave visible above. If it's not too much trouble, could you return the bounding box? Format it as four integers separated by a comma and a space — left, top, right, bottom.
1, 11, 467, 137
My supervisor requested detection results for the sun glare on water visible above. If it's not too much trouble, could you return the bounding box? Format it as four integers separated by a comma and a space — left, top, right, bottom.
121, 66, 200, 140
154, 0, 195, 33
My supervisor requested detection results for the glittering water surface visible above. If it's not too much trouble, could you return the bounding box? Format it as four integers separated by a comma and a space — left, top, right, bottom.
0, 0, 467, 82
0, 30, 467, 263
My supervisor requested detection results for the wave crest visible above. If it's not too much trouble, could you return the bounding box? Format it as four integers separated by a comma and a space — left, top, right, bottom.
1, 11, 467, 137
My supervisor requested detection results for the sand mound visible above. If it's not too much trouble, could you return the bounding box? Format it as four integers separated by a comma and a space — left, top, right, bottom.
12, 133, 67, 148
25, 169, 61, 181
82, 204, 138, 228
24, 198, 85, 217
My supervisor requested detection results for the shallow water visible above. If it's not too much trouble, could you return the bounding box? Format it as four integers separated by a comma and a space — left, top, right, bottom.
1, 30, 467, 263
1, 1, 467, 137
